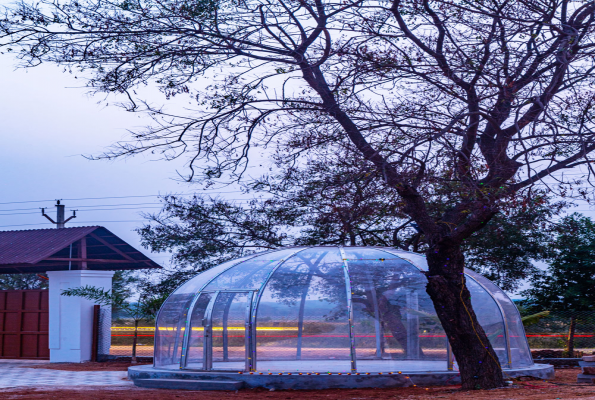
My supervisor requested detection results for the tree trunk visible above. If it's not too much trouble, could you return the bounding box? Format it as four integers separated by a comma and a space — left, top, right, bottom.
131, 319, 139, 364
425, 242, 504, 390
349, 230, 357, 246
566, 314, 577, 358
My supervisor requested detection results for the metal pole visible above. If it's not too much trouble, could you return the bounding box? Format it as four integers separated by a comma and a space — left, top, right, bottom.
222, 294, 235, 361
296, 273, 312, 360
364, 270, 382, 359
447, 340, 454, 371
245, 291, 254, 372
179, 293, 206, 369
250, 247, 311, 371
68, 244, 73, 270
203, 292, 219, 371
339, 247, 357, 373
406, 291, 419, 359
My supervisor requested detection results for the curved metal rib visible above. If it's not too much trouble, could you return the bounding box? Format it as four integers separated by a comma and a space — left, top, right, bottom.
339, 246, 357, 373
465, 273, 512, 369
249, 247, 312, 371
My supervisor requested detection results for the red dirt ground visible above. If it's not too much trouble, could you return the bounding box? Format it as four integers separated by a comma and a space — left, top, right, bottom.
2, 368, 595, 399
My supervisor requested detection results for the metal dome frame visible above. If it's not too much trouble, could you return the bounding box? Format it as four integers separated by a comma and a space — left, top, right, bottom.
129, 246, 554, 390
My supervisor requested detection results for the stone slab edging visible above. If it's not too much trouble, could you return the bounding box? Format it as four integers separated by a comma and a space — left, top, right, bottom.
129, 364, 554, 390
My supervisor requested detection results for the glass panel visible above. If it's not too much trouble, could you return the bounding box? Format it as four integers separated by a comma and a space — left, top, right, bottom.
345, 248, 445, 372
204, 248, 300, 291
211, 292, 251, 371
381, 249, 529, 369
154, 250, 279, 368
255, 247, 351, 372
185, 293, 213, 369
375, 248, 429, 271
466, 269, 533, 368
154, 292, 192, 368
154, 255, 255, 368
466, 276, 508, 366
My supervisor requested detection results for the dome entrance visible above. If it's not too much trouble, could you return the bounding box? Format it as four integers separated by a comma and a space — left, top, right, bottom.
129, 246, 554, 389
184, 290, 254, 371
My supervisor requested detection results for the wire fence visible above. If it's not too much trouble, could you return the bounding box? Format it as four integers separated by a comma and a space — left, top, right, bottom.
524, 310, 595, 359
98, 309, 595, 360
98, 309, 155, 360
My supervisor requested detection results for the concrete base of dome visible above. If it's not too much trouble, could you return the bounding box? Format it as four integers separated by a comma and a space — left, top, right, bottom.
128, 363, 554, 390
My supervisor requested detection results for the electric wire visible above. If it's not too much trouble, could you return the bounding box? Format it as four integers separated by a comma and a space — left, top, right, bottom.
0, 220, 147, 228
0, 199, 262, 214
0, 206, 164, 216
0, 191, 245, 205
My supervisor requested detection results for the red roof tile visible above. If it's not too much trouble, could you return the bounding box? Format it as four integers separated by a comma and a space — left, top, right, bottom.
0, 226, 99, 265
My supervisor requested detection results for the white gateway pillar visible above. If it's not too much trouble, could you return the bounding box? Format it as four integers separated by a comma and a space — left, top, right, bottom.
47, 270, 115, 363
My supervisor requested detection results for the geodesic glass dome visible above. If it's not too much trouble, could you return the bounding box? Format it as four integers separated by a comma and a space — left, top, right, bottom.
153, 247, 533, 373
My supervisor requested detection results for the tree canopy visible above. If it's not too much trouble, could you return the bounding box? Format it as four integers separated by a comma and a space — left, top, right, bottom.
4, 0, 595, 388
523, 214, 595, 312
139, 169, 565, 292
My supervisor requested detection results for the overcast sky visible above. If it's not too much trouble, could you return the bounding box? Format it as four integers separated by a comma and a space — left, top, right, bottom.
0, 53, 223, 267
1, 13, 595, 296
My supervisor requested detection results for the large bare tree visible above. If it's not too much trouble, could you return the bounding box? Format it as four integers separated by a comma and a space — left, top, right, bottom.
3, 0, 595, 389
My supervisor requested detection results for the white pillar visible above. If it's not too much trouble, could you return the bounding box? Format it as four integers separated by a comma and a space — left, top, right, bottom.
47, 270, 115, 363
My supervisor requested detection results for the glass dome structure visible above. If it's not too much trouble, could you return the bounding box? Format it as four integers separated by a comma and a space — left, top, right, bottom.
153, 247, 532, 373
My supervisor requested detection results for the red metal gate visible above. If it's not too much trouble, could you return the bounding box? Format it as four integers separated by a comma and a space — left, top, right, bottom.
0, 290, 49, 359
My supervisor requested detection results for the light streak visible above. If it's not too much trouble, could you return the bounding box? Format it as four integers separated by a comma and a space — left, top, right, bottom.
111, 326, 300, 331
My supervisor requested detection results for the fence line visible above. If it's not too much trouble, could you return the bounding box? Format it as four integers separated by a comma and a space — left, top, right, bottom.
100, 309, 595, 359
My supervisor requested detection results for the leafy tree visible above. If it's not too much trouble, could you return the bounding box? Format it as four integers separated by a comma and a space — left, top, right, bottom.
461, 197, 565, 292
140, 161, 562, 292
137, 151, 403, 266
0, 273, 47, 290
253, 152, 405, 247
112, 270, 140, 299
522, 214, 595, 357
523, 214, 595, 312
4, 0, 595, 388
137, 195, 294, 271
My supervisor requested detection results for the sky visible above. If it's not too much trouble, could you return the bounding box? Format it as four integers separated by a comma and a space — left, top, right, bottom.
0, 55, 228, 267
1, 14, 595, 296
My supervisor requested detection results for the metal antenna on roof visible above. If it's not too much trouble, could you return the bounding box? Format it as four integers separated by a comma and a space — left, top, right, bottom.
41, 200, 77, 228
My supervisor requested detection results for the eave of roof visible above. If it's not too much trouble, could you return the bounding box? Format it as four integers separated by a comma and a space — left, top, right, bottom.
0, 226, 160, 273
